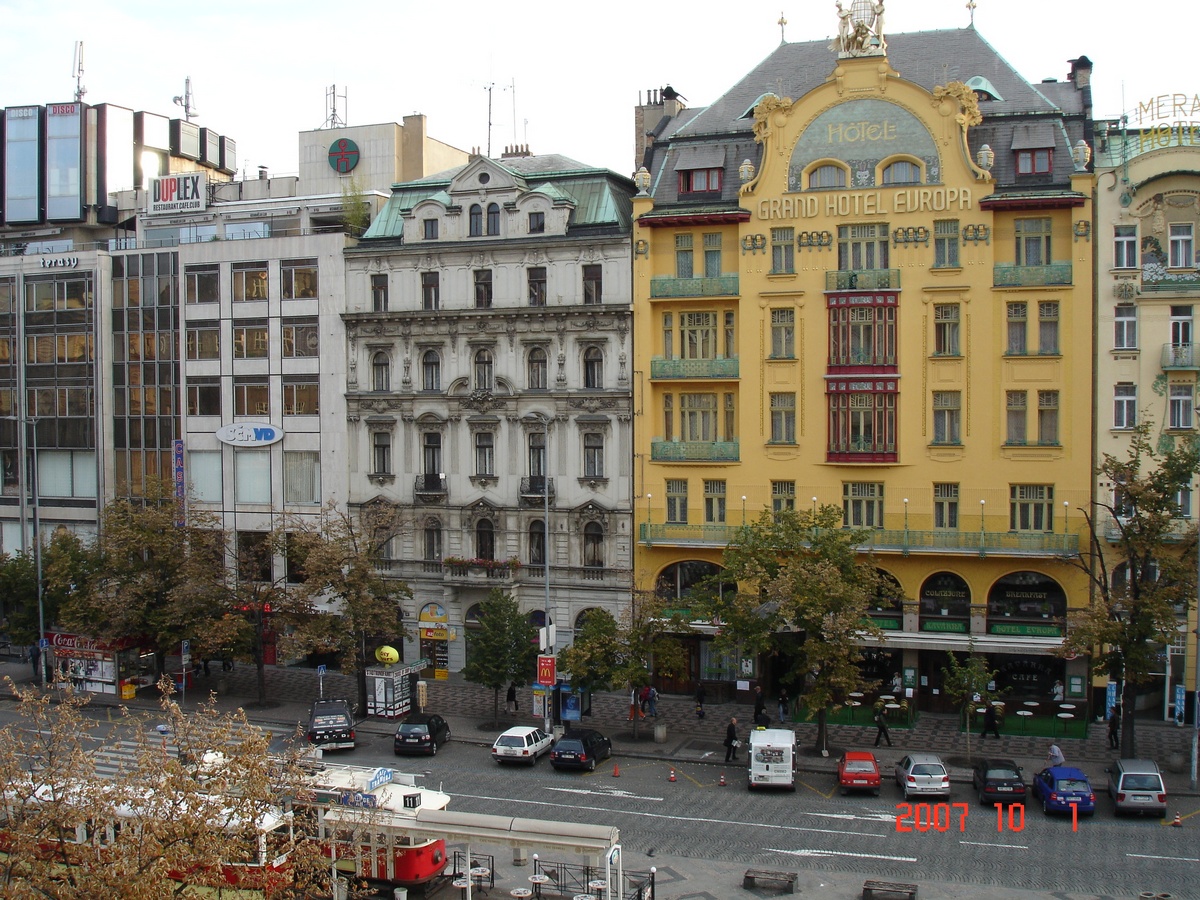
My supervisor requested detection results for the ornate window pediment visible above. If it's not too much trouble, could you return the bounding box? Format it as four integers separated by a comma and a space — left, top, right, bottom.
572, 501, 611, 532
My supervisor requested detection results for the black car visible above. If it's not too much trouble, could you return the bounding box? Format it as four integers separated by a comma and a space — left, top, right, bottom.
394, 713, 451, 756
549, 728, 612, 772
972, 757, 1026, 805
305, 699, 356, 751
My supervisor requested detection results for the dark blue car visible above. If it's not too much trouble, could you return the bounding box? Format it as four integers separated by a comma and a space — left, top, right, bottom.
1031, 766, 1095, 816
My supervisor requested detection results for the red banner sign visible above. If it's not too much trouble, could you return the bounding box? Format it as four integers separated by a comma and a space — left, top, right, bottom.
537, 655, 556, 686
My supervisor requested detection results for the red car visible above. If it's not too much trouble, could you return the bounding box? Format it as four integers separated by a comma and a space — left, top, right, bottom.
837, 751, 881, 796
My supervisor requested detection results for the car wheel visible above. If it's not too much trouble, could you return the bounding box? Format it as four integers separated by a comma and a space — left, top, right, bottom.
873, 789, 880, 797
430, 741, 438, 757
979, 792, 987, 805
839, 787, 847, 796
588, 759, 596, 772
1042, 798, 1050, 815
903, 787, 910, 801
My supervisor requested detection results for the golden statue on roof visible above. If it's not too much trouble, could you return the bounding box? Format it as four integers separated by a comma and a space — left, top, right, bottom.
833, 0, 887, 58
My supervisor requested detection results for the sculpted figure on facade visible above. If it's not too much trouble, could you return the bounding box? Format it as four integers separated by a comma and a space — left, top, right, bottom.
833, 0, 886, 58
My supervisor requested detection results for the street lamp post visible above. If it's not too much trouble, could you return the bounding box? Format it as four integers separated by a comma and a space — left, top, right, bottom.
541, 416, 552, 735
9, 416, 44, 687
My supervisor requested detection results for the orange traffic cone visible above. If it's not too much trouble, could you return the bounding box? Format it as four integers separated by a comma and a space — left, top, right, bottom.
669, 767, 676, 782
1173, 811, 1183, 827
612, 763, 621, 778
719, 771, 727, 786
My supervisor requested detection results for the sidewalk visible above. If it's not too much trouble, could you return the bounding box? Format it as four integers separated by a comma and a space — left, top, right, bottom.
3, 658, 1197, 797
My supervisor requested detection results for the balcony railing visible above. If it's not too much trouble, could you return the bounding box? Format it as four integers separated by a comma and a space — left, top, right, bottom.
1141, 266, 1200, 292
374, 558, 631, 587
650, 357, 740, 379
649, 274, 739, 298
992, 263, 1072, 287
826, 269, 900, 291
650, 440, 739, 462
639, 522, 1078, 556
1161, 343, 1199, 369
413, 474, 448, 498
1102, 514, 1192, 543
519, 476, 556, 505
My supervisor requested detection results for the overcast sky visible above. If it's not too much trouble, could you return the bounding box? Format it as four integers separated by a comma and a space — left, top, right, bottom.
0, 0, 1190, 181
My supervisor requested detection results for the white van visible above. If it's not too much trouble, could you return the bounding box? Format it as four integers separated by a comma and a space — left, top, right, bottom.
747, 727, 796, 791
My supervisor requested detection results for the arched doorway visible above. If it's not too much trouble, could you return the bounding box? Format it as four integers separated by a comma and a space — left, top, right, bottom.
653, 560, 734, 695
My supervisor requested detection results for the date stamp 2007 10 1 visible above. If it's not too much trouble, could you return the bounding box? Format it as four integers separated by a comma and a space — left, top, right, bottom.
895, 801, 1081, 833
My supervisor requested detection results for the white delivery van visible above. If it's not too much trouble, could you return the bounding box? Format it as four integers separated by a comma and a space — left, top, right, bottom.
747, 727, 796, 791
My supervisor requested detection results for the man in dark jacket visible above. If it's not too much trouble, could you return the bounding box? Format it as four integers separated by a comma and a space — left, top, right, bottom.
724, 716, 740, 763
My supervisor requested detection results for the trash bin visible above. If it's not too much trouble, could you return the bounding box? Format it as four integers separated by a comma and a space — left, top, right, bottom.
654, 722, 668, 743
393, 888, 408, 900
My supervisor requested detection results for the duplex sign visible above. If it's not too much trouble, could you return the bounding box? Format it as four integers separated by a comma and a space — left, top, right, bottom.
148, 173, 207, 215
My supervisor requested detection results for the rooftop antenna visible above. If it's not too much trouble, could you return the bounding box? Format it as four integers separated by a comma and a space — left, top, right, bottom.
484, 83, 495, 157
172, 77, 198, 121
325, 84, 347, 128
71, 41, 86, 103
503, 79, 517, 148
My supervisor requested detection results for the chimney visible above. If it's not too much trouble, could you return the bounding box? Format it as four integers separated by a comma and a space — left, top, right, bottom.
257, 165, 268, 180
1067, 56, 1093, 89
501, 144, 532, 159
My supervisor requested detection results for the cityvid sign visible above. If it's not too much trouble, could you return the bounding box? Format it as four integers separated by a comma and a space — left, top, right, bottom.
216, 422, 283, 447
148, 173, 207, 215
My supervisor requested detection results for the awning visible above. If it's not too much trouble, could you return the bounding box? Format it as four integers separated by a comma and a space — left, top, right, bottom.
1010, 123, 1057, 150
673, 144, 727, 170
860, 630, 1064, 655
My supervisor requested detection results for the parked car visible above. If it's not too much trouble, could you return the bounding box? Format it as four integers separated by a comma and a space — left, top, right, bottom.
836, 751, 881, 796
894, 753, 951, 800
393, 713, 451, 757
971, 758, 1025, 805
1031, 766, 1096, 816
491, 726, 553, 765
306, 699, 356, 751
549, 728, 612, 772
1106, 759, 1167, 817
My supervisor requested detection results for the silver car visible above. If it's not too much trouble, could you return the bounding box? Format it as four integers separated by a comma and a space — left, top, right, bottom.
894, 753, 951, 800
1107, 759, 1167, 817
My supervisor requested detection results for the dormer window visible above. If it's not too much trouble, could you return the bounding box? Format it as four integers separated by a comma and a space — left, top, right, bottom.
882, 160, 922, 185
679, 167, 722, 194
423, 219, 438, 240
808, 164, 847, 189
1016, 149, 1052, 175
529, 211, 545, 234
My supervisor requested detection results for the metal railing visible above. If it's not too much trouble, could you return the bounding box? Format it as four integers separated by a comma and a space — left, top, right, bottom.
413, 474, 448, 496
992, 262, 1072, 286
649, 274, 739, 298
650, 357, 740, 379
519, 476, 556, 500
1161, 343, 1199, 369
650, 440, 739, 461
825, 268, 900, 291
639, 522, 1078, 556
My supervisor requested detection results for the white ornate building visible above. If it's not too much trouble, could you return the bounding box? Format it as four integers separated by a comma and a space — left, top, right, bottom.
343, 149, 636, 676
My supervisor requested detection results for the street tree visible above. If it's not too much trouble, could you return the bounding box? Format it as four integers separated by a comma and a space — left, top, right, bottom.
280, 502, 411, 713
0, 679, 333, 898
1063, 422, 1200, 757
702, 505, 889, 753
460, 588, 537, 725
57, 481, 228, 678
940, 644, 1005, 763
558, 607, 622, 694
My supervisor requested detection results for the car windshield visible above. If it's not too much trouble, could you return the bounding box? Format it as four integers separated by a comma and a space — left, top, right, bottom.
1056, 778, 1090, 792
987, 767, 1020, 779
912, 764, 944, 776
845, 761, 876, 773
497, 736, 525, 748
1123, 775, 1162, 790
399, 724, 429, 734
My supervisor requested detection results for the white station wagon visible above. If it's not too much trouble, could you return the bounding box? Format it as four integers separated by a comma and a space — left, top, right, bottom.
491, 726, 554, 765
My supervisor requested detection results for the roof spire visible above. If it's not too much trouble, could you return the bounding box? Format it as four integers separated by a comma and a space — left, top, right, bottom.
778, 10, 787, 44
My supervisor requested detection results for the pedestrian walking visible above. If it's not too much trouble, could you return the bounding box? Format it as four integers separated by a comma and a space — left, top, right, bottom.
981, 703, 1001, 739
753, 685, 766, 721
506, 683, 517, 715
695, 683, 706, 719
647, 685, 659, 717
628, 686, 645, 721
873, 706, 892, 747
724, 716, 740, 763
1046, 742, 1065, 767
777, 688, 790, 724
1107, 705, 1121, 750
